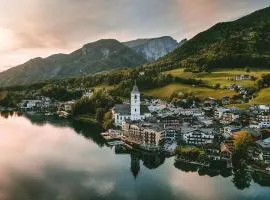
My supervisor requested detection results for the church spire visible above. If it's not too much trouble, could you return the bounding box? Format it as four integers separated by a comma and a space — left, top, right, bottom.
132, 81, 139, 93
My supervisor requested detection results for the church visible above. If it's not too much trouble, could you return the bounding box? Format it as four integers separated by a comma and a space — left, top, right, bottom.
112, 84, 151, 126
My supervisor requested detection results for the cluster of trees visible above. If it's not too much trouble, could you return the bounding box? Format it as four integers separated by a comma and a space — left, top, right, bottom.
258, 74, 270, 88
72, 90, 122, 127
0, 92, 24, 107
175, 147, 207, 162
41, 85, 82, 101
233, 131, 254, 168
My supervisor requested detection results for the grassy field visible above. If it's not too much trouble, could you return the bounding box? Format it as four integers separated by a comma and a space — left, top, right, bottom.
251, 88, 270, 105
143, 83, 237, 100
165, 68, 270, 88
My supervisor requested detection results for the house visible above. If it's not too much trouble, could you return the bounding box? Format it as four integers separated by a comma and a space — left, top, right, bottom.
220, 110, 240, 124
235, 74, 252, 81
162, 128, 180, 141
177, 108, 203, 116
83, 90, 93, 98
139, 71, 145, 76
221, 126, 241, 139
159, 115, 180, 128
222, 96, 230, 105
183, 129, 214, 146
220, 142, 233, 168
112, 84, 151, 126
250, 111, 270, 129
121, 121, 163, 150
256, 137, 270, 164
19, 100, 42, 110
214, 107, 230, 119
204, 144, 221, 161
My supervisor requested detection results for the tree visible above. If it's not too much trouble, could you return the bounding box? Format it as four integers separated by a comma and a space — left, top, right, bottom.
234, 131, 253, 159
245, 67, 250, 73
103, 111, 114, 129
95, 108, 106, 123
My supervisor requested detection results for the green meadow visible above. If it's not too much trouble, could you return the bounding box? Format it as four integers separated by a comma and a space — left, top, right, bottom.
143, 83, 236, 100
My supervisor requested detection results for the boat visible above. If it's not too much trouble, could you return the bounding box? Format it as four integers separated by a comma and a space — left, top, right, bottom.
101, 129, 122, 141
107, 140, 124, 146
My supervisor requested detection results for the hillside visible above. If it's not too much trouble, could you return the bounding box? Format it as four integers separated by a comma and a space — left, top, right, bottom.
0, 39, 147, 87
154, 6, 270, 70
123, 36, 179, 61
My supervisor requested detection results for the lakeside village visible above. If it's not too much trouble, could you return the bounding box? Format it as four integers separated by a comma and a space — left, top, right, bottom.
2, 79, 270, 174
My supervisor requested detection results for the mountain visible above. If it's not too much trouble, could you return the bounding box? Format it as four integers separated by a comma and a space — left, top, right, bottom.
0, 39, 147, 87
155, 7, 270, 70
123, 36, 179, 61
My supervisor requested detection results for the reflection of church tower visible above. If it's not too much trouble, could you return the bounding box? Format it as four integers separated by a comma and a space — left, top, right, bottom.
130, 153, 140, 179
130, 83, 141, 121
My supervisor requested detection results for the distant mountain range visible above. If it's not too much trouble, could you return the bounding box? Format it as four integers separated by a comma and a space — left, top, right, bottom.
155, 6, 270, 70
0, 6, 269, 88
0, 37, 179, 87
123, 36, 181, 61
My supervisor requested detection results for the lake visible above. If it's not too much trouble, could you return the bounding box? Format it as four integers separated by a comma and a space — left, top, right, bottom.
0, 112, 269, 200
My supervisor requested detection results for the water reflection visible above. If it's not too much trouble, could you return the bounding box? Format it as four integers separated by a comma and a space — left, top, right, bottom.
0, 112, 270, 200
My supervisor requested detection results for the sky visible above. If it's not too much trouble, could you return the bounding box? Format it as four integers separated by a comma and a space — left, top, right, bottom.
0, 0, 269, 71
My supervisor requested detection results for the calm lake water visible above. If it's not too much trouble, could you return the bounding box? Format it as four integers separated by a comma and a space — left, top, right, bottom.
0, 112, 270, 200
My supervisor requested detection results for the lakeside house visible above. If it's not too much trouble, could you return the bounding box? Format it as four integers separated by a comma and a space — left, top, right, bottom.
121, 121, 163, 150
256, 137, 270, 164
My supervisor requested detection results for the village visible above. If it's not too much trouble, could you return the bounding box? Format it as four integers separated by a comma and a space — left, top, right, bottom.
6, 76, 269, 173
100, 83, 270, 172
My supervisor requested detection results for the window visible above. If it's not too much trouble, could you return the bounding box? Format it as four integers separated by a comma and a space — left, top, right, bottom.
134, 95, 137, 100
135, 109, 137, 112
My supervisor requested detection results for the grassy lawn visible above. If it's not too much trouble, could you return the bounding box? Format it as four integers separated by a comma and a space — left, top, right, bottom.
143, 83, 237, 100
165, 69, 270, 88
251, 88, 270, 105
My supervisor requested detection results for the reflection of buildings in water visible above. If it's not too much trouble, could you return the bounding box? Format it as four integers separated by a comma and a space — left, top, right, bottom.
141, 151, 165, 169
252, 171, 270, 187
130, 153, 140, 179
114, 146, 165, 179
130, 151, 165, 179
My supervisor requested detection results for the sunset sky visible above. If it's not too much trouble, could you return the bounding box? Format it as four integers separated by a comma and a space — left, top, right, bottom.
0, 0, 269, 71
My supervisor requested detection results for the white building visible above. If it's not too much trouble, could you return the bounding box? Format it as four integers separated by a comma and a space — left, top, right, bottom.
183, 129, 214, 146
113, 84, 151, 126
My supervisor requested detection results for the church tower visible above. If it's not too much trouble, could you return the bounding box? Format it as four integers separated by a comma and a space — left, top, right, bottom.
130, 83, 141, 121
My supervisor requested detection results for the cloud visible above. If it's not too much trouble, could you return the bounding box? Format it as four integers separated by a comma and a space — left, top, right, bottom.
0, 0, 269, 69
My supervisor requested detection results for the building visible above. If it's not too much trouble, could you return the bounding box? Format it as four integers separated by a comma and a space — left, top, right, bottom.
235, 74, 253, 81
183, 129, 214, 146
159, 115, 180, 128
221, 126, 241, 139
214, 108, 230, 119
222, 96, 230, 105
256, 137, 270, 164
220, 110, 240, 124
250, 110, 270, 129
113, 84, 151, 126
121, 121, 163, 150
